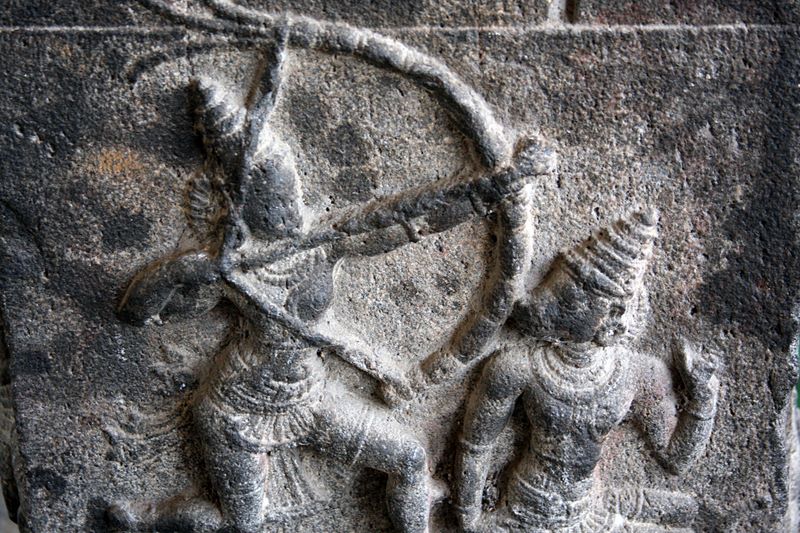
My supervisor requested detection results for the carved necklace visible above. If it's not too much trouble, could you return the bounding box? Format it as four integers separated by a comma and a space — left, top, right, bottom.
532, 344, 625, 402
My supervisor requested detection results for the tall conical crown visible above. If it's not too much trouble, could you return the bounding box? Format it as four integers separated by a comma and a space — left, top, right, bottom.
561, 208, 658, 301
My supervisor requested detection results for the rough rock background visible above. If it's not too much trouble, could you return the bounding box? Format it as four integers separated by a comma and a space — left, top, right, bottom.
1, 1, 799, 532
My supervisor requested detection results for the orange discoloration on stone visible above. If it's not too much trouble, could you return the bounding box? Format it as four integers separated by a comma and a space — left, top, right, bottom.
89, 148, 147, 177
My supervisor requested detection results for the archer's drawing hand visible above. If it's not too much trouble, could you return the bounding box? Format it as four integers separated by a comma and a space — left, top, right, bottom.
674, 338, 720, 403
219, 214, 254, 272
118, 248, 222, 325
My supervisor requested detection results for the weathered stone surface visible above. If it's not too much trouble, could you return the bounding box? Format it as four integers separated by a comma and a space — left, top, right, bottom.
0, 0, 552, 28
577, 0, 800, 25
0, 2, 798, 533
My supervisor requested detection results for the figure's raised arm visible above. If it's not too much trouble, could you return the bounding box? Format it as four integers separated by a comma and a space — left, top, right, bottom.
418, 183, 532, 388
455, 348, 527, 531
631, 340, 720, 475
118, 249, 223, 326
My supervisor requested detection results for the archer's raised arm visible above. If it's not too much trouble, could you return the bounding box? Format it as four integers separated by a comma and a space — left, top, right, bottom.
233, 139, 556, 268
630, 341, 720, 475
455, 348, 527, 531
118, 249, 223, 326
326, 140, 555, 260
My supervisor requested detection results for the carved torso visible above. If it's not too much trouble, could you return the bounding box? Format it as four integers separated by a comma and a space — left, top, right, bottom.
506, 344, 636, 530
525, 345, 634, 470
200, 247, 333, 452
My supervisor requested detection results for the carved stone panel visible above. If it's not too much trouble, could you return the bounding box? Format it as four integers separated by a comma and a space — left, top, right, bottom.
0, 2, 799, 533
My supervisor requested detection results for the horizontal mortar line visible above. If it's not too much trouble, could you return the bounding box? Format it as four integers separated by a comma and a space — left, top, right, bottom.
0, 23, 795, 35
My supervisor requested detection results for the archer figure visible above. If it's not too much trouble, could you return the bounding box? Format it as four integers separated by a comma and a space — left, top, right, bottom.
108, 36, 555, 533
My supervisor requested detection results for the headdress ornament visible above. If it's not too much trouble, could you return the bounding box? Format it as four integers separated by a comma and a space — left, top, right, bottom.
560, 209, 659, 301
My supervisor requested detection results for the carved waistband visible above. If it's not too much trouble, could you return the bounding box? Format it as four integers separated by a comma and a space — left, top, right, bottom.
507, 469, 597, 529
210, 374, 322, 416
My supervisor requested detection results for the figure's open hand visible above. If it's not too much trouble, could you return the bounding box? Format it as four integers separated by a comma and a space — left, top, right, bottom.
673, 338, 720, 402
378, 350, 460, 405
375, 360, 420, 407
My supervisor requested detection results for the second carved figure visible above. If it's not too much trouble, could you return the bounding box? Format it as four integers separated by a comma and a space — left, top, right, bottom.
450, 210, 719, 533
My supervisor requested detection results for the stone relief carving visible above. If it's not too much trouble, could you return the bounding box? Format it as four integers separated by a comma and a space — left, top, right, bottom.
108, 8, 555, 532
101, 3, 725, 532
443, 210, 720, 532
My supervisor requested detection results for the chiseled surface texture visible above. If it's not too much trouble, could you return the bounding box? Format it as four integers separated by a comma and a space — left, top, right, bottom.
0, 2, 798, 532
